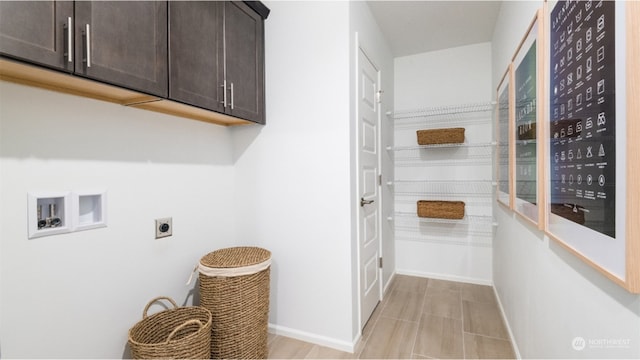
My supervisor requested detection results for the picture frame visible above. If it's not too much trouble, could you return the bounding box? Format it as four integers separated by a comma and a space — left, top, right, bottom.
511, 9, 546, 229
496, 65, 513, 208
545, 0, 640, 293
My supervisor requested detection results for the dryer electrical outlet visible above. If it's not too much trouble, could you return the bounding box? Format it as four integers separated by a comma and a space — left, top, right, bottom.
155, 218, 172, 239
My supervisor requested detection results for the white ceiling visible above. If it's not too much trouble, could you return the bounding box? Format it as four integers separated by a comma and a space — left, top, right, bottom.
366, 0, 503, 57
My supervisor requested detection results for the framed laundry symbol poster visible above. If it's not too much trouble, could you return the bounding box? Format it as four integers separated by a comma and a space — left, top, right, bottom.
512, 9, 545, 228
496, 65, 513, 208
546, 0, 640, 293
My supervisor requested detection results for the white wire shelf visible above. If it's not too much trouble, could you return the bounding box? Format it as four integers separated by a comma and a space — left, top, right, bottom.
395, 225, 494, 237
395, 234, 493, 248
391, 212, 496, 240
391, 142, 495, 164
391, 102, 496, 127
392, 102, 495, 119
395, 198, 493, 207
392, 180, 496, 196
391, 101, 497, 245
395, 159, 494, 167
389, 142, 496, 151
389, 212, 497, 226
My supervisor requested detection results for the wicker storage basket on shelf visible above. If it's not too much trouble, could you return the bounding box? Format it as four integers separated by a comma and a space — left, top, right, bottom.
199, 246, 271, 359
417, 200, 465, 219
128, 296, 212, 359
416, 127, 465, 145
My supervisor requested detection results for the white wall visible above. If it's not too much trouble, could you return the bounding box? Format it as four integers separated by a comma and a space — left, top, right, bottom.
491, 1, 640, 358
231, 0, 356, 351
0, 82, 237, 358
393, 42, 494, 284
231, 0, 395, 351
395, 42, 493, 110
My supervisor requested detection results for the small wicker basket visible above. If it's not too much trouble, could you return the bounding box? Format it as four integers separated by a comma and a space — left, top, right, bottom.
128, 296, 212, 359
417, 200, 465, 219
417, 127, 465, 145
199, 246, 271, 359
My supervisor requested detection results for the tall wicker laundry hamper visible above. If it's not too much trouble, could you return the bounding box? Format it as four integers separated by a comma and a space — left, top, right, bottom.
199, 246, 271, 359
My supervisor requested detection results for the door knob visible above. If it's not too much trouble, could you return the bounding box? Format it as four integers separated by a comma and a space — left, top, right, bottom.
360, 197, 374, 207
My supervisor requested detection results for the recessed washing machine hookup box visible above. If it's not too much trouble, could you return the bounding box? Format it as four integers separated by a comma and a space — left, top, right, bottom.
27, 192, 72, 239
27, 190, 107, 238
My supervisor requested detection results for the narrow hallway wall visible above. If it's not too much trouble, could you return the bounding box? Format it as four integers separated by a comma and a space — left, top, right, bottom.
491, 1, 640, 358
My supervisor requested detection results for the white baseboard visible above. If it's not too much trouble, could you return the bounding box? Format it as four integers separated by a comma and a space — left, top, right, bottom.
266, 273, 396, 354
268, 323, 356, 354
383, 271, 396, 294
492, 286, 522, 359
395, 268, 493, 286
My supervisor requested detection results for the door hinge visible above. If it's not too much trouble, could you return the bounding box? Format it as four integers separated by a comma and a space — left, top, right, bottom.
378, 174, 382, 186
379, 257, 383, 268
376, 89, 384, 104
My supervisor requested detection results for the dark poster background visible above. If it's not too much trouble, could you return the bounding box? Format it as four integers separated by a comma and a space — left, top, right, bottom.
515, 42, 537, 205
549, 0, 616, 238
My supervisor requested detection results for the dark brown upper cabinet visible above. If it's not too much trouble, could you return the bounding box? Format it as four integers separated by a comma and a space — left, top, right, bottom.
0, 1, 74, 72
223, 2, 265, 124
169, 1, 225, 114
170, 1, 266, 124
74, 1, 168, 97
0, 1, 167, 97
0, 1, 269, 126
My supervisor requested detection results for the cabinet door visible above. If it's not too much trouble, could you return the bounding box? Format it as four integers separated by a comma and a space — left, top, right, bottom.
223, 1, 265, 124
0, 1, 73, 71
74, 1, 167, 97
169, 1, 224, 112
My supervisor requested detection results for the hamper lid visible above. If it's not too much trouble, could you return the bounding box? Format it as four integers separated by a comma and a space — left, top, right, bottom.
200, 246, 271, 269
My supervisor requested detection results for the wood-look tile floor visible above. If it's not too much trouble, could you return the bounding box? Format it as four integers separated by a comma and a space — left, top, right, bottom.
267, 275, 516, 359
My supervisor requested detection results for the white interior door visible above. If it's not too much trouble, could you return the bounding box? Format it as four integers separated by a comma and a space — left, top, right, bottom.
358, 47, 381, 330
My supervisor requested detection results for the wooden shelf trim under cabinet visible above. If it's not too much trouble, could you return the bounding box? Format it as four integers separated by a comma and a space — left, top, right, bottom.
0, 58, 253, 127
132, 98, 250, 126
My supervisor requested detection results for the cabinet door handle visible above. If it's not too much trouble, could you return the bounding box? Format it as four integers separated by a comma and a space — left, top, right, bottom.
221, 80, 227, 108
65, 17, 73, 63
84, 24, 91, 68
230, 82, 234, 110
